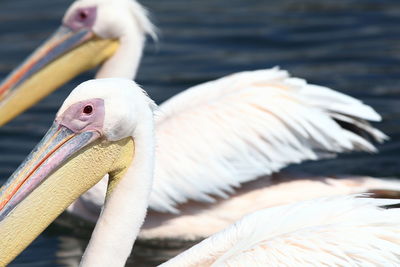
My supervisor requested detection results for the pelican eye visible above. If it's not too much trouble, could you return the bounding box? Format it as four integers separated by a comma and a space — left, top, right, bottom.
83, 105, 93, 114
79, 11, 88, 20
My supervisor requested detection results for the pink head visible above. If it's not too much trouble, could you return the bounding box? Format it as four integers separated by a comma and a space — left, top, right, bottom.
64, 6, 97, 31
56, 98, 105, 135
61, 0, 156, 40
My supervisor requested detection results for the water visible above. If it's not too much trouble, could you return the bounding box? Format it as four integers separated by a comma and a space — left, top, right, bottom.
1, 0, 400, 265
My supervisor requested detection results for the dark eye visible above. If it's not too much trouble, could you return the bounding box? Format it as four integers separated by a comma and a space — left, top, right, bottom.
83, 105, 93, 114
79, 10, 88, 20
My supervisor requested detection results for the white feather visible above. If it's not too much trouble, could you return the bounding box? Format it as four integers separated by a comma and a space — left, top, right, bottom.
161, 196, 400, 266
139, 176, 400, 241
150, 68, 387, 212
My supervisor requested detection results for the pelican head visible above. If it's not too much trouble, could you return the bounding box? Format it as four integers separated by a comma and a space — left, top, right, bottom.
0, 0, 154, 126
0, 78, 156, 265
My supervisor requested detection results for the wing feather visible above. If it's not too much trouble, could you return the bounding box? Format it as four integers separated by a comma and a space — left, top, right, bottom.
161, 196, 400, 266
150, 68, 387, 212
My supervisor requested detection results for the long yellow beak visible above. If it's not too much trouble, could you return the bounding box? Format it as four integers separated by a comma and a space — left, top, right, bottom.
0, 26, 118, 126
0, 121, 134, 265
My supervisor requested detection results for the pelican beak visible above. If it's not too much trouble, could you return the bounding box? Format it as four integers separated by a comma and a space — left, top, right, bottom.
0, 26, 119, 126
0, 121, 134, 265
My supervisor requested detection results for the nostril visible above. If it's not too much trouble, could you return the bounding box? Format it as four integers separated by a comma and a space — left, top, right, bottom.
83, 105, 93, 114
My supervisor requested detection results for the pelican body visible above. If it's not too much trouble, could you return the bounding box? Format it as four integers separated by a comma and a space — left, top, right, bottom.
0, 79, 400, 266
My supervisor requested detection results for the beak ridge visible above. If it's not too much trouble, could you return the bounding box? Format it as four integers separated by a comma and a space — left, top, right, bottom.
0, 26, 118, 126
0, 122, 100, 220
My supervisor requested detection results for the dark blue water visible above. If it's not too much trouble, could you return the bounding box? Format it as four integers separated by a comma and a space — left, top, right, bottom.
1, 0, 400, 265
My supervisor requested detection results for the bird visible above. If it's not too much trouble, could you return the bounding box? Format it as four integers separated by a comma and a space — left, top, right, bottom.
0, 79, 399, 266
1, 0, 399, 242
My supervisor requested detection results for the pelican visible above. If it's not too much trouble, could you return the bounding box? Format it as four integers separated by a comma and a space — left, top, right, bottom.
0, 79, 399, 266
1, 0, 399, 242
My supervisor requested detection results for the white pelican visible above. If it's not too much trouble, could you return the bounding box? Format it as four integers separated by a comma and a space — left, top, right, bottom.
0, 79, 399, 266
0, 0, 399, 241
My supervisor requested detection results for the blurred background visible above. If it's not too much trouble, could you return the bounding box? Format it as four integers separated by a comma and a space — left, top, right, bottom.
1, 0, 400, 266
